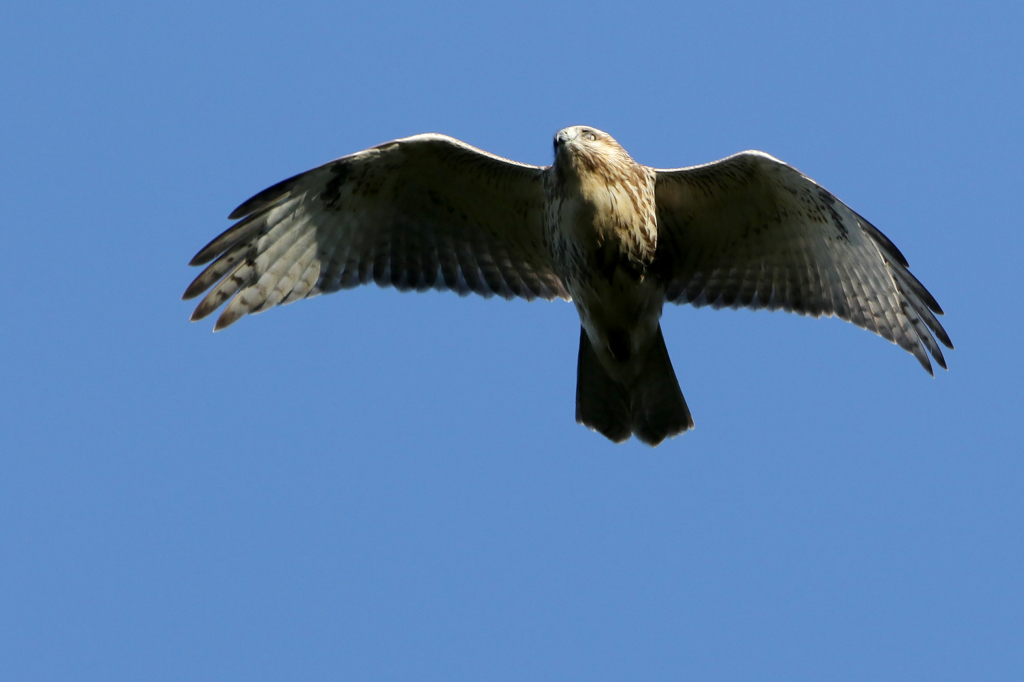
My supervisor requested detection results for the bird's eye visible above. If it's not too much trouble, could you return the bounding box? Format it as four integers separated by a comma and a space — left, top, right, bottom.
584, 131, 597, 141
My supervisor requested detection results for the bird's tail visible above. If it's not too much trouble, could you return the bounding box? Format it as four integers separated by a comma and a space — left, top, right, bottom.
575, 325, 694, 446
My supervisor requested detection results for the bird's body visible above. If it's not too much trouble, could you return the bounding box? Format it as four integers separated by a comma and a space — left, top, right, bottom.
548, 130, 659, 361
184, 126, 951, 445
544, 128, 690, 442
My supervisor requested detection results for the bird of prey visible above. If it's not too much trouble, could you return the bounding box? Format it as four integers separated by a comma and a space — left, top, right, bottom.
184, 126, 952, 446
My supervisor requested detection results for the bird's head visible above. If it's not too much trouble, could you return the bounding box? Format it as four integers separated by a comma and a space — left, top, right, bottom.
553, 126, 637, 179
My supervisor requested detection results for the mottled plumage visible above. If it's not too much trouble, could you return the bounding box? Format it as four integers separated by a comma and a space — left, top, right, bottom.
184, 126, 952, 445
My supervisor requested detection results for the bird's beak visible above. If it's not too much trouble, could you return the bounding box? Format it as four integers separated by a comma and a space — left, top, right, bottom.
555, 128, 578, 149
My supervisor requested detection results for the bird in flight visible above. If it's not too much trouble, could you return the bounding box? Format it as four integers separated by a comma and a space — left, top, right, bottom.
184, 126, 952, 446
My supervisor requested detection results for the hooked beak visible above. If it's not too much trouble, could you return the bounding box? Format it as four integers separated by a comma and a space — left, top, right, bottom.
554, 128, 578, 150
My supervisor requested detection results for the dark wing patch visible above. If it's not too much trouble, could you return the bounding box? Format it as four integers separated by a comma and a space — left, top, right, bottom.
184, 134, 570, 331
654, 151, 952, 374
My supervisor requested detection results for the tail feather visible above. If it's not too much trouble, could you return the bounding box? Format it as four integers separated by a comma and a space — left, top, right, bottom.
576, 327, 633, 443
575, 325, 693, 446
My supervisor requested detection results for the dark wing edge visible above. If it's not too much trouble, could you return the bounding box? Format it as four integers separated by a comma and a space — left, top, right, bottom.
183, 134, 569, 331
654, 152, 952, 375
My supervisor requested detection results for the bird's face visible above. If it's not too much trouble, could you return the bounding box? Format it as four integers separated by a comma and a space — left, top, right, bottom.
553, 126, 635, 177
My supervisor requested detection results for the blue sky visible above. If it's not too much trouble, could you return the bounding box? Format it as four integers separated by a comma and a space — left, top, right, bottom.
2, 1, 1021, 679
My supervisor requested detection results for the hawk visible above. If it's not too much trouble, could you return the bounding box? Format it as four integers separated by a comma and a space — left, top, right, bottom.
184, 126, 952, 446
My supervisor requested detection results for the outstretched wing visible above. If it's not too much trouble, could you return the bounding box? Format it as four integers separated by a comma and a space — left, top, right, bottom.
654, 152, 952, 374
184, 134, 569, 330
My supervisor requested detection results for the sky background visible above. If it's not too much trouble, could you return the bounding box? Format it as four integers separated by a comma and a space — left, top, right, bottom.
2, 1, 1022, 679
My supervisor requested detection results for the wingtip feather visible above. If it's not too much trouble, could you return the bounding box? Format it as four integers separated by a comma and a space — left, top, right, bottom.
213, 308, 244, 331
228, 176, 302, 220
182, 277, 208, 301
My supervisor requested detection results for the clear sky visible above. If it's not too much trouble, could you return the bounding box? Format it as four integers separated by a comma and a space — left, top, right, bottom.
2, 1, 1021, 679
